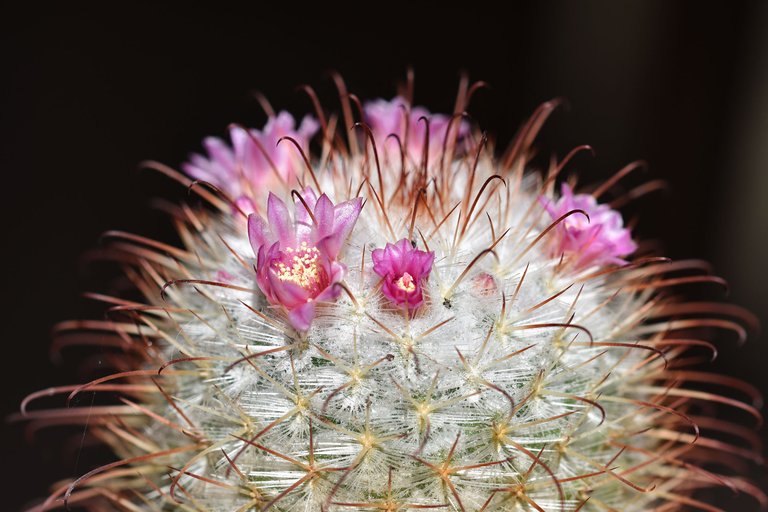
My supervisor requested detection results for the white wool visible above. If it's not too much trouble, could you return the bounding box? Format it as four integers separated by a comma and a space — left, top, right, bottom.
129, 154, 671, 512
30, 96, 756, 511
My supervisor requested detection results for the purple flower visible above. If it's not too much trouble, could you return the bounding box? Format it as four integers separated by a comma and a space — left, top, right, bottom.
363, 97, 468, 165
183, 112, 318, 210
372, 239, 435, 311
248, 189, 363, 331
541, 183, 637, 268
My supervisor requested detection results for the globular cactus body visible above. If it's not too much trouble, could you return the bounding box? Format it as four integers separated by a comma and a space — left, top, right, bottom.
21, 77, 763, 512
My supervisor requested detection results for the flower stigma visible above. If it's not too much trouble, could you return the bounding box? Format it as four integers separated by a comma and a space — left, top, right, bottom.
395, 272, 416, 293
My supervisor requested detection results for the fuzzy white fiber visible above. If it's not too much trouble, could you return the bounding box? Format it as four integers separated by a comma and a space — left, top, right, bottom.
25, 91, 760, 512
133, 157, 673, 512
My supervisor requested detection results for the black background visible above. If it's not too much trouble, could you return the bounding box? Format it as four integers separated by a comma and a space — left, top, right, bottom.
2, 2, 767, 510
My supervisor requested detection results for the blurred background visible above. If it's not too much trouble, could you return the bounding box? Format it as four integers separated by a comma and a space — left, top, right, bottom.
2, 1, 766, 509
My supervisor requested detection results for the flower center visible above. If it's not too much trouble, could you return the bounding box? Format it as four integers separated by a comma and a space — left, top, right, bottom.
394, 272, 416, 293
275, 241, 323, 290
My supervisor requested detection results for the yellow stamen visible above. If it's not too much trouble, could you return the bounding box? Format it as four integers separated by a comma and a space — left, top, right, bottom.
275, 241, 321, 289
395, 272, 416, 293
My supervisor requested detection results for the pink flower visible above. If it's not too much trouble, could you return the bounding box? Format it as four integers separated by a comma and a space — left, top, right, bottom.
363, 97, 468, 165
183, 112, 319, 210
541, 183, 637, 268
248, 189, 363, 331
372, 239, 435, 311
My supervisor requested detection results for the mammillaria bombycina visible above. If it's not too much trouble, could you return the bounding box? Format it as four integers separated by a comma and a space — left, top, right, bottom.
17, 75, 764, 512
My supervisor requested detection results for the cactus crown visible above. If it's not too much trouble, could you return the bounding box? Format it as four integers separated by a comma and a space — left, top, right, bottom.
20, 75, 763, 512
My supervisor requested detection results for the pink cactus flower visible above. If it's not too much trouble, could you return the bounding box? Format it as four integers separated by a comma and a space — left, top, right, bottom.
372, 238, 435, 311
248, 189, 363, 331
183, 112, 318, 210
363, 97, 468, 165
541, 183, 637, 268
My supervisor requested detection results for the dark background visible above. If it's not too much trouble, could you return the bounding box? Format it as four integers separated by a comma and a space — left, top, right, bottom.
2, 2, 767, 510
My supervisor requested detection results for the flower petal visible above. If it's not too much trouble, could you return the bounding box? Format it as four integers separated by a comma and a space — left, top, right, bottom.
325, 197, 363, 257
203, 136, 236, 171
267, 269, 309, 308
314, 193, 336, 242
293, 187, 318, 243
298, 115, 320, 142
267, 193, 295, 247
371, 247, 394, 276
247, 213, 270, 254
287, 301, 316, 332
235, 196, 256, 216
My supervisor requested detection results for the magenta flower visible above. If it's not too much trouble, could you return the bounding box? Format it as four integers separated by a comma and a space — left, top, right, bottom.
183, 112, 318, 210
363, 97, 469, 165
541, 183, 637, 268
248, 189, 363, 331
372, 239, 435, 311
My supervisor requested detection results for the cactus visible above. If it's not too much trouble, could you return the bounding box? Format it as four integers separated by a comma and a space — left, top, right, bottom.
20, 76, 764, 511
